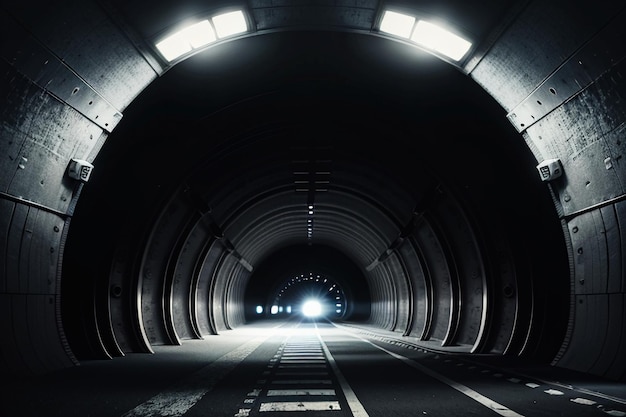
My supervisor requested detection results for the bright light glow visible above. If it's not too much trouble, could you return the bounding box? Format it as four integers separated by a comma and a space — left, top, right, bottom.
212, 10, 247, 38
380, 10, 415, 38
256, 305, 263, 314
411, 20, 472, 61
271, 305, 278, 315
302, 300, 322, 318
286, 305, 292, 314
156, 20, 216, 61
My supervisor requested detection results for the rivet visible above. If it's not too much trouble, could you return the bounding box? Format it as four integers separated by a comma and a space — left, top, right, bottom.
53, 226, 59, 232
572, 226, 579, 233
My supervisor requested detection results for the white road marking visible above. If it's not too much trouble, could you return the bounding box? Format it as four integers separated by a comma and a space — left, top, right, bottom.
348, 333, 525, 417
267, 389, 336, 396
276, 371, 328, 376
525, 383, 540, 389
315, 327, 370, 417
278, 364, 327, 369
121, 335, 269, 417
544, 389, 564, 396
259, 401, 341, 412
272, 379, 332, 384
570, 397, 597, 405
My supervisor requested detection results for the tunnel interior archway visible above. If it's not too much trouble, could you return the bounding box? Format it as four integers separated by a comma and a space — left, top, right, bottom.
60, 30, 569, 367
1, 0, 625, 383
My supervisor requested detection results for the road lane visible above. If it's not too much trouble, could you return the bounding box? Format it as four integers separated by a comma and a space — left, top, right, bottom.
325, 322, 626, 417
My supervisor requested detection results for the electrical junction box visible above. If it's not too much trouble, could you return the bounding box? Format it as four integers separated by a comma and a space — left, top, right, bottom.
536, 158, 562, 181
68, 159, 94, 182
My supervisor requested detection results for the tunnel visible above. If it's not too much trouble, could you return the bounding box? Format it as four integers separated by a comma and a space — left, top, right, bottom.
1, 0, 625, 415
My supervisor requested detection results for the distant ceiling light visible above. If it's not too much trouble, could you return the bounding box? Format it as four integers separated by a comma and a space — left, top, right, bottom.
411, 20, 471, 61
380, 10, 415, 38
156, 20, 216, 61
212, 10, 247, 38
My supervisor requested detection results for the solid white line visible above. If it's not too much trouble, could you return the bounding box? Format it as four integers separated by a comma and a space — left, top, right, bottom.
315, 326, 370, 417
121, 335, 269, 417
349, 333, 525, 417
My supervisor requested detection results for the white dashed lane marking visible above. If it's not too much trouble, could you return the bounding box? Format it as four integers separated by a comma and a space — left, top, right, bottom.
233, 327, 366, 416
259, 401, 341, 412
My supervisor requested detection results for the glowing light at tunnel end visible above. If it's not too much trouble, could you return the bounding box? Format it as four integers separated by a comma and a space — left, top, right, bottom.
302, 300, 323, 318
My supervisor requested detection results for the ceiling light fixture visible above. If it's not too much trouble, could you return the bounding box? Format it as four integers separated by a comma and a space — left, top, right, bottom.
212, 10, 248, 38
380, 10, 415, 38
155, 10, 248, 62
379, 10, 472, 62
156, 20, 216, 61
411, 20, 472, 61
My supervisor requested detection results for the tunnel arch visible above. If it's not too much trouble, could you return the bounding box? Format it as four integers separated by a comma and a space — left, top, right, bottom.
0, 0, 624, 383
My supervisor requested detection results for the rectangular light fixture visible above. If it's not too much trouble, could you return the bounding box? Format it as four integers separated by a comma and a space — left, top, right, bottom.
156, 20, 216, 61
379, 10, 472, 62
411, 20, 472, 61
380, 10, 415, 38
212, 10, 247, 38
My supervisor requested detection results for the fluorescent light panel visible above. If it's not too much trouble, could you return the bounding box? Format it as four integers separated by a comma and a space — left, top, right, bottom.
212, 10, 247, 38
156, 10, 247, 62
156, 20, 215, 61
380, 10, 415, 38
379, 10, 471, 61
411, 20, 471, 61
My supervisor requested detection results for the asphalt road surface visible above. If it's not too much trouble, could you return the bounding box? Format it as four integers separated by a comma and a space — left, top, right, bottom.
2, 319, 625, 417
